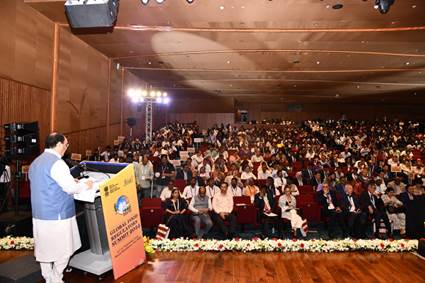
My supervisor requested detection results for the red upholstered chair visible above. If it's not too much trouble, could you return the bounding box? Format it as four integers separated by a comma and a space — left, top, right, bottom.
296, 194, 315, 205
174, 179, 187, 193
299, 203, 321, 223
254, 179, 267, 187
233, 196, 258, 227
252, 162, 261, 175
292, 161, 303, 172
298, 185, 314, 194
140, 198, 164, 229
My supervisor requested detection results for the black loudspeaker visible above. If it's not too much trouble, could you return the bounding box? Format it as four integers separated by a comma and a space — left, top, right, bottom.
3, 122, 39, 159
65, 0, 119, 28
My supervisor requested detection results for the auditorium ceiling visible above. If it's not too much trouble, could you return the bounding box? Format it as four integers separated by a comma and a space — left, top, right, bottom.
26, 0, 425, 103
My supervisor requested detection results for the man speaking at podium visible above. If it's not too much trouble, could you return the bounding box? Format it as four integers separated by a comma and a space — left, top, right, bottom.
29, 133, 93, 283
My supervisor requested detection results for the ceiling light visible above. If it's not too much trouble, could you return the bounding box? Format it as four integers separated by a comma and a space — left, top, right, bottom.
219, 5, 225, 10
148, 61, 152, 65
155, 0, 165, 3
140, 0, 149, 5
316, 61, 320, 64
186, 0, 194, 3
374, 0, 395, 14
226, 60, 231, 64
406, 62, 410, 65
156, 97, 163, 103
163, 97, 170, 104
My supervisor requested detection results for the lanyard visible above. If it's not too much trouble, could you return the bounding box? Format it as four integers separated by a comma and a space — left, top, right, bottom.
172, 199, 180, 211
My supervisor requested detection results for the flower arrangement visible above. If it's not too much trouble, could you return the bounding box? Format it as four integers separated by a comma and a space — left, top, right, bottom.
143, 236, 155, 257
150, 238, 419, 253
0, 236, 418, 254
0, 236, 34, 250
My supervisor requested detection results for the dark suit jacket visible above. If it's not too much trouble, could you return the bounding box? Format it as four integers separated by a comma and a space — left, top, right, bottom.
359, 191, 385, 213
317, 190, 340, 216
176, 169, 192, 181
340, 193, 361, 213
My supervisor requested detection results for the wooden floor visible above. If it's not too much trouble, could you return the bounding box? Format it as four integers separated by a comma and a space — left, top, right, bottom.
1, 251, 424, 283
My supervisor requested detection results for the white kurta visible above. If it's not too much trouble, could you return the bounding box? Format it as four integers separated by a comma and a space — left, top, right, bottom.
32, 149, 89, 262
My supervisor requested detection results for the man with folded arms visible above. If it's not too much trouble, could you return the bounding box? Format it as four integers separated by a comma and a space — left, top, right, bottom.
189, 186, 213, 239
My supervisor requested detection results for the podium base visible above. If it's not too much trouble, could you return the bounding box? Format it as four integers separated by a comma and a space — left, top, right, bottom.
69, 250, 112, 276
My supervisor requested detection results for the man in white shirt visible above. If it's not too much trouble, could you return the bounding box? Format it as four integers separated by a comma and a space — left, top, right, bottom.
29, 133, 94, 283
212, 182, 237, 239
134, 155, 154, 200
229, 177, 243, 196
205, 178, 220, 198
160, 180, 177, 201
274, 170, 287, 194
0, 161, 11, 211
182, 178, 199, 200
251, 149, 264, 163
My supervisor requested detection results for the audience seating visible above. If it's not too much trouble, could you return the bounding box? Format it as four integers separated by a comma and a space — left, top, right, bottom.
140, 198, 163, 229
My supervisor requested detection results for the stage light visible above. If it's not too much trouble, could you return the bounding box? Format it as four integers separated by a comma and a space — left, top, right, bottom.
127, 88, 136, 98
374, 0, 395, 14
135, 89, 142, 98
139, 97, 145, 103
150, 90, 156, 97
156, 97, 163, 103
131, 97, 139, 103
140, 0, 149, 5
163, 97, 170, 104
142, 90, 148, 97
162, 92, 168, 97
156, 91, 162, 97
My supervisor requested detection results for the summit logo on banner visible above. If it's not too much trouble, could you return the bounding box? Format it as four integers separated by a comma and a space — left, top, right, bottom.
100, 164, 145, 279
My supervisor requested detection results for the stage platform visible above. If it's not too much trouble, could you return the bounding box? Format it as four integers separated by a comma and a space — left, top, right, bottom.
1, 250, 424, 283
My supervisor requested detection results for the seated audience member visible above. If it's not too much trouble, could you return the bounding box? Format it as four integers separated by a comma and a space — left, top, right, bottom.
243, 178, 259, 203
293, 171, 307, 187
241, 166, 257, 181
205, 178, 220, 198
154, 155, 176, 197
182, 178, 199, 200
274, 170, 287, 195
257, 162, 272, 180
160, 180, 177, 202
381, 187, 405, 236
212, 182, 237, 239
229, 177, 243, 197
278, 187, 308, 238
254, 186, 278, 238
188, 187, 213, 239
387, 177, 406, 195
405, 184, 425, 239
176, 162, 193, 181
317, 182, 344, 239
341, 184, 365, 238
164, 189, 192, 238
360, 182, 392, 238
289, 184, 300, 196
399, 184, 415, 207
251, 149, 264, 163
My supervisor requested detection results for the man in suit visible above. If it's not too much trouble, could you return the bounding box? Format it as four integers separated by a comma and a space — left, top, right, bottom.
340, 183, 366, 238
175, 162, 193, 181
302, 166, 314, 185
317, 182, 344, 238
360, 181, 392, 238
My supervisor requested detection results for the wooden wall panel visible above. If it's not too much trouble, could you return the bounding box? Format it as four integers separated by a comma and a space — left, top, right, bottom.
66, 126, 106, 155
0, 0, 53, 90
0, 77, 50, 151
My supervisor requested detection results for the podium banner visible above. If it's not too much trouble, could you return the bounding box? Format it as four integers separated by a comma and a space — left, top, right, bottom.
99, 164, 145, 279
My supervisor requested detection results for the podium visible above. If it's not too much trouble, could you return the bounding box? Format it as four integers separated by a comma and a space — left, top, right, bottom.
69, 162, 128, 276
